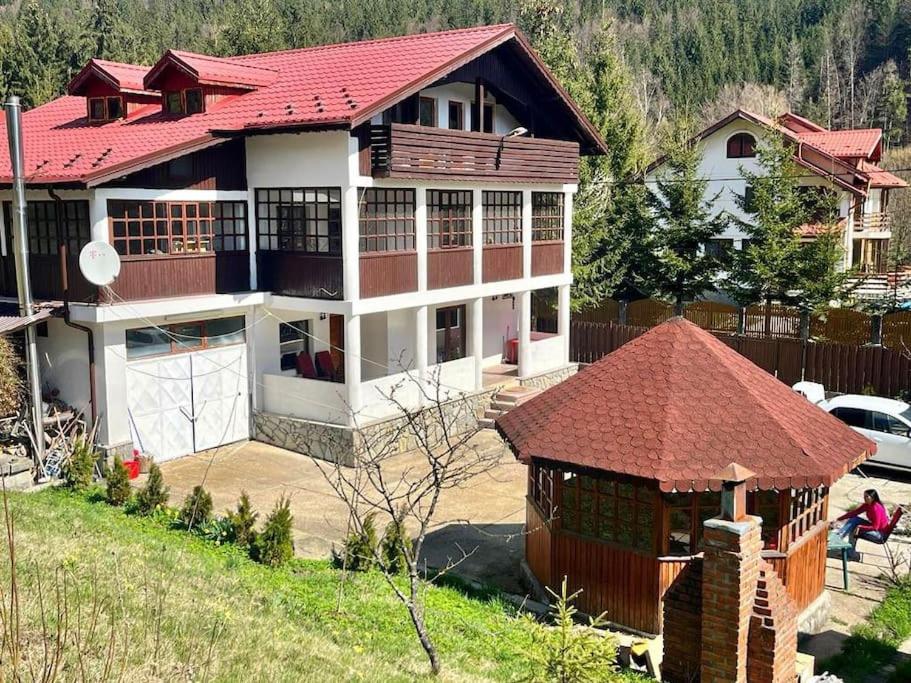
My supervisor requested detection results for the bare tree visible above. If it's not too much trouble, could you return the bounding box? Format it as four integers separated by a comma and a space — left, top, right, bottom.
698, 82, 788, 128
837, 0, 869, 127
311, 369, 503, 676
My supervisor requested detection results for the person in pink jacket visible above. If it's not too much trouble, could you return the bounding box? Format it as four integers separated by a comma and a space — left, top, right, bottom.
833, 489, 889, 545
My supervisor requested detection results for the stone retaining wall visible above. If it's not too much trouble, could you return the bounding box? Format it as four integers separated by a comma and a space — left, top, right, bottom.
518, 363, 578, 391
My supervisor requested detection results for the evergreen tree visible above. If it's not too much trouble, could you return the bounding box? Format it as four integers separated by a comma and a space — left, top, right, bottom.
252, 495, 294, 567
644, 126, 728, 314
879, 59, 906, 148
106, 455, 132, 507
135, 463, 170, 515
218, 0, 288, 56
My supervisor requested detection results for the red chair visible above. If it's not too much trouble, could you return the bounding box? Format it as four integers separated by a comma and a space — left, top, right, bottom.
295, 352, 317, 379
879, 507, 905, 544
314, 350, 336, 380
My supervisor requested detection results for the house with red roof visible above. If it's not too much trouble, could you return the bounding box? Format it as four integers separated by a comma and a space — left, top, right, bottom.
646, 109, 907, 289
0, 24, 605, 463
497, 317, 875, 643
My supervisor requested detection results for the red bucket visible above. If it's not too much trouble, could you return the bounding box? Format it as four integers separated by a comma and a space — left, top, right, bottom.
123, 459, 140, 480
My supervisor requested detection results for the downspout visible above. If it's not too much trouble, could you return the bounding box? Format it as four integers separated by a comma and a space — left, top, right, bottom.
48, 188, 96, 426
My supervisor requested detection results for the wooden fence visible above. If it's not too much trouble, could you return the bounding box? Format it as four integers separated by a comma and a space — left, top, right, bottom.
570, 320, 911, 397
574, 299, 911, 349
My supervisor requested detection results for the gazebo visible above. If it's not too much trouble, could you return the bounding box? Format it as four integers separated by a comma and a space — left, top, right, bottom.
497, 318, 874, 635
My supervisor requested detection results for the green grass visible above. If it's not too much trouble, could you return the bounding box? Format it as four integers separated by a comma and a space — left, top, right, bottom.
1, 488, 648, 682
822, 576, 911, 682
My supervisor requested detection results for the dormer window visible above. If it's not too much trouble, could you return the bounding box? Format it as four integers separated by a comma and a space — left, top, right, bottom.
164, 88, 205, 116
88, 96, 124, 123
727, 132, 757, 158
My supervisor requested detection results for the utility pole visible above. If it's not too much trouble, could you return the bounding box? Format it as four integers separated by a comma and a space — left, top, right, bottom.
5, 95, 45, 462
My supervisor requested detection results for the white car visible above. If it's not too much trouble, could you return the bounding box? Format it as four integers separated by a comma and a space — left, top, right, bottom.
816, 393, 911, 472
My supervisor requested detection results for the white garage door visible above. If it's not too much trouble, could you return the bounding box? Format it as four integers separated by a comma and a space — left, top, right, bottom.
127, 345, 249, 462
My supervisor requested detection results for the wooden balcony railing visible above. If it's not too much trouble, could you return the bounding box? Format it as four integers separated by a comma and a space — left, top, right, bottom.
531, 241, 564, 276
482, 244, 523, 283
858, 212, 892, 232
359, 252, 417, 298
102, 252, 250, 302
0, 254, 96, 303
257, 251, 343, 299
367, 123, 579, 184
428, 248, 473, 289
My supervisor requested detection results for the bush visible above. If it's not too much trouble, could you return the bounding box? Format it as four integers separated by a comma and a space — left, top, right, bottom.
252, 496, 294, 567
333, 513, 378, 572
134, 463, 169, 515
179, 485, 213, 529
105, 456, 132, 507
380, 511, 412, 575
62, 438, 97, 491
0, 336, 22, 417
226, 491, 258, 549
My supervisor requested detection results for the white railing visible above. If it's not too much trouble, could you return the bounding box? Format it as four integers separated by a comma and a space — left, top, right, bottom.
262, 373, 348, 425
526, 333, 566, 376
858, 213, 891, 232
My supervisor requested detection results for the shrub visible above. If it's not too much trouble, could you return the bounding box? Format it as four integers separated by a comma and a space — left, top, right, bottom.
380, 511, 412, 575
252, 495, 294, 567
105, 456, 132, 507
333, 513, 378, 572
134, 463, 169, 515
525, 577, 620, 683
199, 516, 234, 545
179, 485, 213, 529
62, 438, 97, 491
226, 492, 258, 549
0, 336, 22, 417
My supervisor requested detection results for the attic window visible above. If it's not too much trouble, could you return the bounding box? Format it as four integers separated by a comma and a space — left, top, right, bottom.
164, 88, 205, 116
88, 96, 124, 123
727, 132, 757, 159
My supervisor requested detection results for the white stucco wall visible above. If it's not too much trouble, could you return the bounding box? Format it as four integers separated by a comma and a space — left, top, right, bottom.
245, 132, 350, 188
482, 295, 517, 365
360, 311, 389, 381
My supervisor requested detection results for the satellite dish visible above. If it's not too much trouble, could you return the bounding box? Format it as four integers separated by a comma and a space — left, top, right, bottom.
79, 241, 121, 286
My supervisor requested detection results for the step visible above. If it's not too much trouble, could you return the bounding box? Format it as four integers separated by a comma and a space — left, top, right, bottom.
479, 417, 496, 430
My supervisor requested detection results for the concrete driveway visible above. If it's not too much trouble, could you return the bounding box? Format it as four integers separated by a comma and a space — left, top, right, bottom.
157, 432, 529, 592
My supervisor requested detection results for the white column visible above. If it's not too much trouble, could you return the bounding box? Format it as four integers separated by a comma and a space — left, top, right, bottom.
342, 184, 360, 301
517, 290, 532, 378
416, 187, 428, 292
415, 305, 428, 406
563, 189, 574, 275
89, 192, 109, 243
472, 189, 483, 284
345, 313, 362, 425
522, 189, 532, 279
471, 297, 483, 390
558, 284, 571, 365
246, 189, 258, 289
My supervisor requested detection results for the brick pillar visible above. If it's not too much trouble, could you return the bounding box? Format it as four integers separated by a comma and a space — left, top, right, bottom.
662, 558, 703, 683
747, 562, 798, 683
700, 515, 763, 683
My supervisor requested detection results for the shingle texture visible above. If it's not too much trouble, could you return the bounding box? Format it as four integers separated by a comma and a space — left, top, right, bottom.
0, 24, 517, 185
496, 318, 875, 493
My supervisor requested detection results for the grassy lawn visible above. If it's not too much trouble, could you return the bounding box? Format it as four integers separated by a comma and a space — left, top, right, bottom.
822, 576, 911, 683
1, 488, 648, 682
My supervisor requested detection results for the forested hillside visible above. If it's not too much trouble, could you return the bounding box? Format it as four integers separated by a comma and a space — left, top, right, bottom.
3, 0, 911, 148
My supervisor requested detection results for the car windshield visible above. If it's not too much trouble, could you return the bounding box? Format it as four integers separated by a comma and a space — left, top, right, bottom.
902, 407, 911, 425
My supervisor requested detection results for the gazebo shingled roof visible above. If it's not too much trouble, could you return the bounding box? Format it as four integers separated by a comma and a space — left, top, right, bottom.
496, 318, 875, 493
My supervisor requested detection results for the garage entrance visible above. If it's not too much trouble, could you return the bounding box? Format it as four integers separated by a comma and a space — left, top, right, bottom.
125, 317, 249, 462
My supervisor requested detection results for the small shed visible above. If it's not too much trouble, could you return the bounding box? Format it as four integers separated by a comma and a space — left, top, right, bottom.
496, 317, 874, 635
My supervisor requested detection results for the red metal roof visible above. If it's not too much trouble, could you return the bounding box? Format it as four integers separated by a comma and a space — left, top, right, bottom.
0, 24, 605, 186
496, 318, 874, 493
144, 50, 279, 90
858, 159, 907, 189
798, 129, 881, 159
67, 58, 154, 96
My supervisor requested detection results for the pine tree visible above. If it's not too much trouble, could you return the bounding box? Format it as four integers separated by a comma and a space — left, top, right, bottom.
645, 125, 728, 314
106, 455, 132, 506
135, 463, 170, 514
252, 495, 294, 567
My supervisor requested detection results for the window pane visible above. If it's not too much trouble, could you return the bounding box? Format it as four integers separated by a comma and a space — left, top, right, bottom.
171, 323, 203, 352
126, 327, 172, 359
207, 316, 246, 347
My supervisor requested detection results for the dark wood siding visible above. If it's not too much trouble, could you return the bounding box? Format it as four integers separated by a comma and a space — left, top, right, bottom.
359, 252, 417, 298
257, 251, 343, 299
428, 248, 472, 289
764, 523, 828, 612
101, 252, 249, 302
531, 241, 563, 276
371, 123, 579, 184
0, 254, 97, 303
482, 244, 522, 283
99, 139, 247, 190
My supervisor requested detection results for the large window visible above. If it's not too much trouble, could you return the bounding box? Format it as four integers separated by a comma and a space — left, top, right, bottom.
560, 472, 655, 553
727, 132, 757, 159
530, 461, 556, 519
125, 316, 245, 359
483, 191, 522, 245
448, 101, 464, 130
359, 188, 415, 252
419, 97, 436, 127
3, 200, 91, 256
665, 491, 721, 555
279, 319, 311, 372
256, 188, 342, 254
531, 192, 564, 241
108, 200, 247, 257
435, 305, 465, 363
428, 190, 472, 249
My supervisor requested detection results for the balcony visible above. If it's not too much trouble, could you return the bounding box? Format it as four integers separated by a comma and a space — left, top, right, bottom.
257, 251, 343, 299
857, 212, 892, 233
0, 253, 96, 303
365, 123, 580, 184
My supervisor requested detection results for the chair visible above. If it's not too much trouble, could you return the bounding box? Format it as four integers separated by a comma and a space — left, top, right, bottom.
295, 352, 317, 379
314, 350, 336, 380
879, 507, 905, 545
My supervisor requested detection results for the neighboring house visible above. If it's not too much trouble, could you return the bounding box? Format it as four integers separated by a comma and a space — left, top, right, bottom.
0, 24, 605, 463
646, 109, 907, 279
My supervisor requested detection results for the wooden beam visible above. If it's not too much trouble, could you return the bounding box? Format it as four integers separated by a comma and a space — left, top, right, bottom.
473, 77, 485, 132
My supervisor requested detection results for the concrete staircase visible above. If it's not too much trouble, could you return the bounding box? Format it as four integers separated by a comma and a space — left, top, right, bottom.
480, 385, 542, 430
